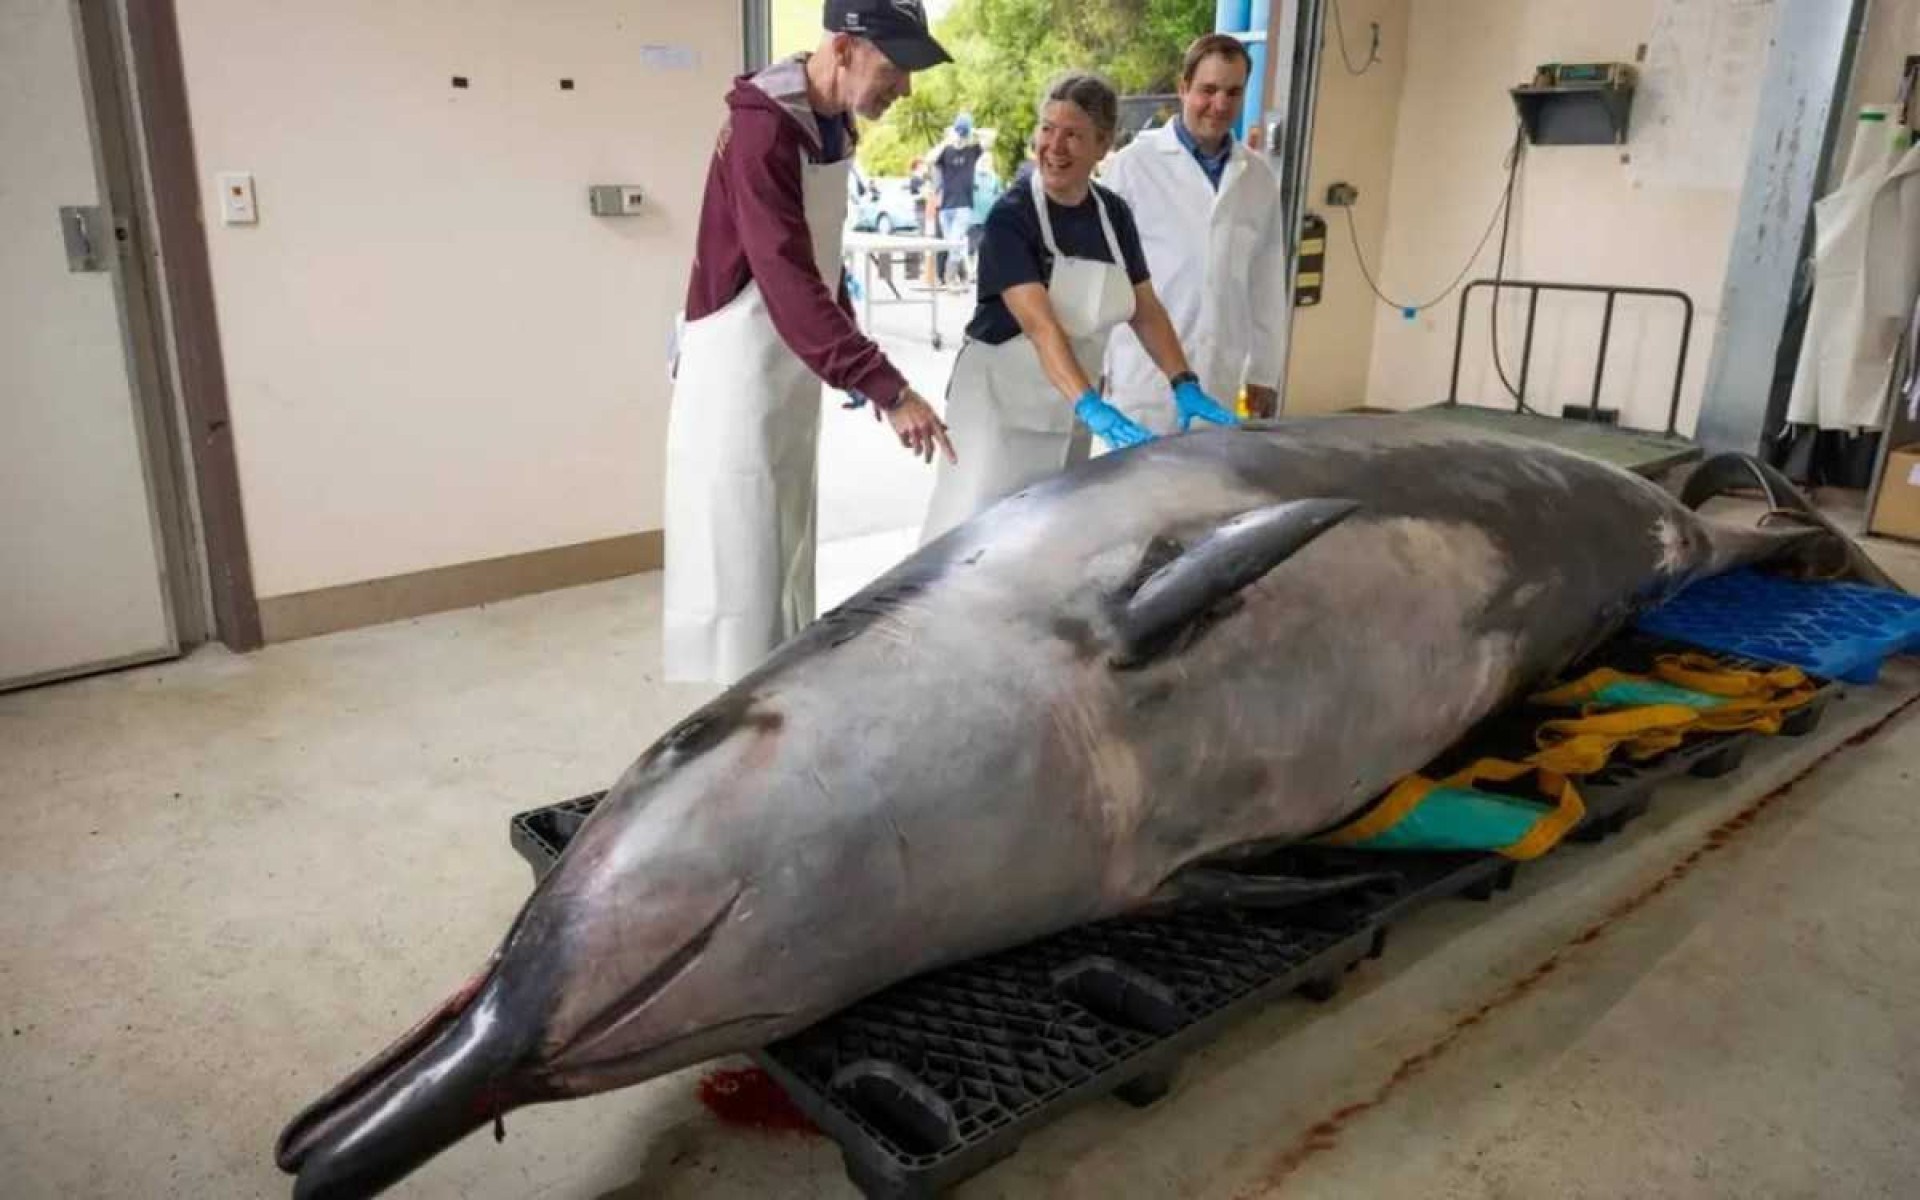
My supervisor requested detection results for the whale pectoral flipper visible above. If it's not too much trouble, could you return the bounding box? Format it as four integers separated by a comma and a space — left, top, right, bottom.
1111, 499, 1361, 668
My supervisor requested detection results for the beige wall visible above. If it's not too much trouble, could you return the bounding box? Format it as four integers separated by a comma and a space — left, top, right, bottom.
175, 2, 739, 600
1360, 0, 1760, 434
1284, 0, 1412, 414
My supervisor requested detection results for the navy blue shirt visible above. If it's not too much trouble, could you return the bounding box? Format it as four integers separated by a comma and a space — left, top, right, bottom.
933, 140, 984, 211
966, 182, 1152, 345
814, 110, 847, 162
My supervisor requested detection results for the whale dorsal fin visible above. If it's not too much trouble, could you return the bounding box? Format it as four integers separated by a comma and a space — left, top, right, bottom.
1110, 498, 1359, 668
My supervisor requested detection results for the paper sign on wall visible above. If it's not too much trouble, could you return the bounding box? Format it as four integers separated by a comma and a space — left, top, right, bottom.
640, 44, 700, 71
1631, 0, 1778, 190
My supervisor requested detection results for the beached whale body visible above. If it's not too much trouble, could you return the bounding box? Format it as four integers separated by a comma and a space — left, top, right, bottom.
279, 414, 1862, 1198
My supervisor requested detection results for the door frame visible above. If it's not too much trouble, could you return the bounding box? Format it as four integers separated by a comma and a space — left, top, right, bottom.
61, 0, 201, 661
116, 0, 262, 651
743, 0, 771, 71
5, 0, 230, 692
1272, 0, 1326, 416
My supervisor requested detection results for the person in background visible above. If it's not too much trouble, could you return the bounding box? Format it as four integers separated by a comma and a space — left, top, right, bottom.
664, 0, 957, 686
1102, 33, 1290, 428
919, 71, 1235, 544
968, 143, 1004, 264
902, 155, 930, 277
905, 155, 929, 214
931, 112, 985, 289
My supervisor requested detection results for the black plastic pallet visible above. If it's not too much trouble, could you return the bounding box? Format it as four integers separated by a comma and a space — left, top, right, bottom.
508, 636, 1833, 1200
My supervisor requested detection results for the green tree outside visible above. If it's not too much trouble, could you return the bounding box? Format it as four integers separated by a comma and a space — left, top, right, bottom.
769, 0, 1214, 179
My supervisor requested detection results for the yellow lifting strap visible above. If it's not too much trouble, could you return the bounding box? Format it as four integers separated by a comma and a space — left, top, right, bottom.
1321, 654, 1817, 862
1527, 655, 1818, 775
1652, 652, 1810, 698
1529, 667, 1654, 707
1317, 774, 1436, 848
1530, 704, 1703, 775
1447, 758, 1586, 861
1317, 757, 1586, 861
1529, 654, 1814, 706
1655, 654, 1820, 735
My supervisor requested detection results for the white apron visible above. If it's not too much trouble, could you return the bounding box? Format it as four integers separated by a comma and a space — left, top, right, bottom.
920, 174, 1137, 543
1787, 107, 1920, 433
662, 153, 849, 685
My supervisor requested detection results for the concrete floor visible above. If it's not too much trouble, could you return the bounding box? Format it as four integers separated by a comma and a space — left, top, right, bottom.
4, 515, 1920, 1198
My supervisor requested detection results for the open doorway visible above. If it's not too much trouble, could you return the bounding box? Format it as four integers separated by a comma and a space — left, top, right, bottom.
762, 0, 1242, 605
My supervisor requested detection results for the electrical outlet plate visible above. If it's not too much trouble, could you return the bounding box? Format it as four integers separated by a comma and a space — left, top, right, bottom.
219, 172, 257, 225
588, 185, 645, 216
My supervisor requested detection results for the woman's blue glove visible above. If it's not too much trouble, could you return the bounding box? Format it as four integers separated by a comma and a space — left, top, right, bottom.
1074, 390, 1156, 450
1174, 378, 1238, 431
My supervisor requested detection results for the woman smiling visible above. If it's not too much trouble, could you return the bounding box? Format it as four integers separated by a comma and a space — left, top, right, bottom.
920, 71, 1236, 544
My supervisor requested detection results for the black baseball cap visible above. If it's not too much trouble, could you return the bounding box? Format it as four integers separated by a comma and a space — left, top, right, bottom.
825, 0, 952, 71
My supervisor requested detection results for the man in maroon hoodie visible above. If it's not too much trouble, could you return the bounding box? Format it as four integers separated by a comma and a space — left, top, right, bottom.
664, 1, 956, 686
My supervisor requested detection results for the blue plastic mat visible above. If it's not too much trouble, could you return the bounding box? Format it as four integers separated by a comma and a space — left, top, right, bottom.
1638, 570, 1920, 684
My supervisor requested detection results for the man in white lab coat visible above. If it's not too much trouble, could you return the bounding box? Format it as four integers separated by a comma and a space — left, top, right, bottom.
1103, 33, 1289, 429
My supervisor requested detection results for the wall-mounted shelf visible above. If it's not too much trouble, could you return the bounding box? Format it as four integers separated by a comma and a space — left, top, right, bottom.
1511, 83, 1636, 146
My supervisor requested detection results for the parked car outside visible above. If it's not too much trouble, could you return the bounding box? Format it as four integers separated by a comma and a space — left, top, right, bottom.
848, 175, 925, 235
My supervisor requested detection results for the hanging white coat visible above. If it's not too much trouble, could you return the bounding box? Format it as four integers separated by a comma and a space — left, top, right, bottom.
1101, 122, 1290, 432
1788, 107, 1920, 433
